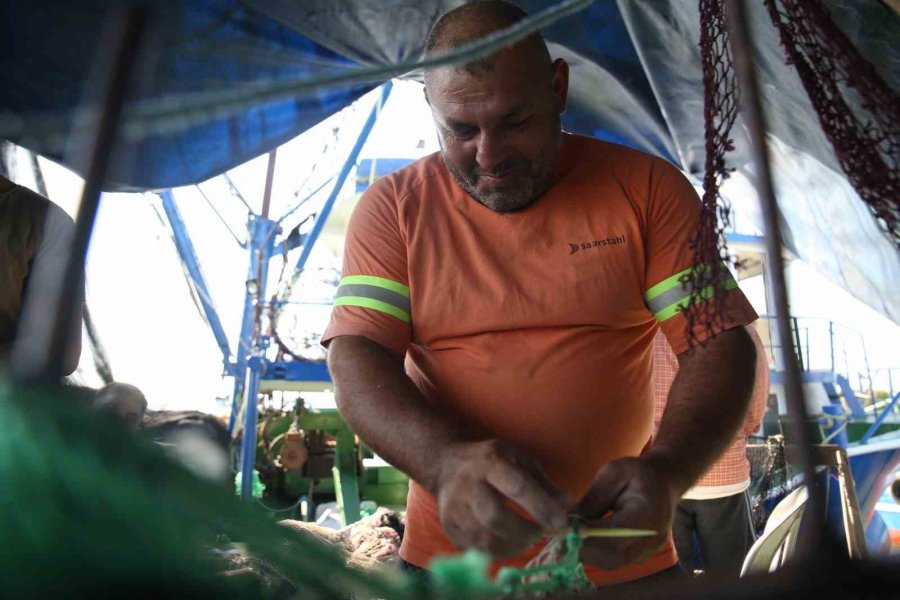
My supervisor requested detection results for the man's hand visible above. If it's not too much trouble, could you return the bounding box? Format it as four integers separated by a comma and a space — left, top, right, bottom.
573, 326, 757, 569
435, 439, 570, 558
330, 336, 570, 558
573, 455, 677, 569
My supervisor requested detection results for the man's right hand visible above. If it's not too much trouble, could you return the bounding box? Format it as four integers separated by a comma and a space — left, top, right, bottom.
329, 336, 569, 557
433, 439, 570, 558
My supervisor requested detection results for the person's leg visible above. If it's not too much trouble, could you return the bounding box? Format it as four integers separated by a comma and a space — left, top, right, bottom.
672, 499, 700, 573
693, 492, 755, 576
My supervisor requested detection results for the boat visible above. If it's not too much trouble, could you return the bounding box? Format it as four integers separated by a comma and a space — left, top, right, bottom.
1, 0, 898, 597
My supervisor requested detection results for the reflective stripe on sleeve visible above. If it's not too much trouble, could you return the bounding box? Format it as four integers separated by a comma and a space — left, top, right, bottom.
333, 275, 411, 323
645, 265, 738, 322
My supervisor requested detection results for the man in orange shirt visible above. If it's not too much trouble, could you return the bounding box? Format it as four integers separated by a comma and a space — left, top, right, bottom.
324, 0, 758, 588
653, 327, 770, 575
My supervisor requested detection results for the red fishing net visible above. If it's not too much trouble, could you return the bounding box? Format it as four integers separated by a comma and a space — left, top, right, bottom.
690, 0, 899, 347
764, 0, 900, 249
687, 0, 740, 349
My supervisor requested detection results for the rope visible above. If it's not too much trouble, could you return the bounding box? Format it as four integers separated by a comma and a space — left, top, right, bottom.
523, 535, 567, 583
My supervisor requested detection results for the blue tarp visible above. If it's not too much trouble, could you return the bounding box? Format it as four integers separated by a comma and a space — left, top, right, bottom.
0, 0, 377, 191
1, 0, 898, 322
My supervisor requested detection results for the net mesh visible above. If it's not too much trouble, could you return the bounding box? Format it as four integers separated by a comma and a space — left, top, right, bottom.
764, 0, 900, 250
747, 435, 801, 535
687, 0, 741, 348
690, 0, 900, 345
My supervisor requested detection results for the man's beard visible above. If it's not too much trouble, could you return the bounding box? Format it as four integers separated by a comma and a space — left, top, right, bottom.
442, 127, 561, 213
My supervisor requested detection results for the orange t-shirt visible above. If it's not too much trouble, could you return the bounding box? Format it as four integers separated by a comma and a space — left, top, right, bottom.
322, 133, 757, 586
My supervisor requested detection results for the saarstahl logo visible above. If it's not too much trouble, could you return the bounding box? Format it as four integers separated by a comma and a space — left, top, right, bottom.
568, 235, 627, 255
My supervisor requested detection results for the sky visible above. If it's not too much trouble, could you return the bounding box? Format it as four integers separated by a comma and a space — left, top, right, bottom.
11, 79, 900, 413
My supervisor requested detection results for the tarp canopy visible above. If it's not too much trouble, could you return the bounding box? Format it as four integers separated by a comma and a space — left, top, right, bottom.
1, 0, 898, 322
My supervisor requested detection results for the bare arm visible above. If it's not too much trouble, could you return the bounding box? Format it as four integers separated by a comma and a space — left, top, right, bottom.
576, 326, 757, 568
327, 334, 464, 493
328, 334, 568, 557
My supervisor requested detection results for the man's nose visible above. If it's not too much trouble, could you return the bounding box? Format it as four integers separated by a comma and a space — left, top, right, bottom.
475, 132, 506, 172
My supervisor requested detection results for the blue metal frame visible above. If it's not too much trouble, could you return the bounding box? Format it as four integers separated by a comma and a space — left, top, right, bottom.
293, 81, 392, 275
262, 360, 331, 383
158, 83, 392, 501
229, 216, 279, 435
238, 217, 278, 500
159, 190, 234, 375
836, 374, 868, 419
860, 392, 900, 445
277, 175, 336, 225
235, 83, 390, 501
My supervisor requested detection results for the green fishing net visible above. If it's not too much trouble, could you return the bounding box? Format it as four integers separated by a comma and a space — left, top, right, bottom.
0, 381, 422, 600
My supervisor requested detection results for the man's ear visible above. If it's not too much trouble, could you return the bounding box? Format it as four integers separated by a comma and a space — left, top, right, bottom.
550, 58, 569, 114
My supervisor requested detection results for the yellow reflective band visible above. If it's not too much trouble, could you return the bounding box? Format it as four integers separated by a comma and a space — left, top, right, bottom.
654, 278, 739, 322
644, 265, 703, 302
339, 275, 409, 297
334, 296, 411, 323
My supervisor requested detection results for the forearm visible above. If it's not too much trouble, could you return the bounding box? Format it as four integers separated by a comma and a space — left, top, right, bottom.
327, 334, 467, 494
646, 326, 757, 494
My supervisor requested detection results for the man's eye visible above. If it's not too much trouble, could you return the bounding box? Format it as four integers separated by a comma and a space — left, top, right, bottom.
451, 126, 476, 139
506, 117, 529, 128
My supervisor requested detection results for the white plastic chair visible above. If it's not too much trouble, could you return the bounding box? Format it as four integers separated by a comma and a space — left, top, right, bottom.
740, 486, 809, 576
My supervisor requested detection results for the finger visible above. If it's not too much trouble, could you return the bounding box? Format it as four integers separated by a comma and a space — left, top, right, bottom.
575, 462, 629, 519
484, 459, 568, 530
506, 450, 574, 508
467, 484, 542, 558
443, 514, 477, 551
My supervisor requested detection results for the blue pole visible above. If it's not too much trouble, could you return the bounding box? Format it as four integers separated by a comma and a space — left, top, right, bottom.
293, 81, 392, 275
228, 216, 277, 434
228, 218, 256, 435
237, 217, 278, 501
159, 191, 233, 373
240, 356, 263, 502
241, 357, 261, 502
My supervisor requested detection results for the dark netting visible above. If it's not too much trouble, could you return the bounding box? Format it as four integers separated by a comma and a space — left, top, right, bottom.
686, 0, 740, 349
747, 435, 801, 535
764, 0, 900, 249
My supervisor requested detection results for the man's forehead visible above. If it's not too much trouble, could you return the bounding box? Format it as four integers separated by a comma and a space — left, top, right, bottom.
429, 70, 540, 120
428, 55, 537, 96
428, 70, 494, 102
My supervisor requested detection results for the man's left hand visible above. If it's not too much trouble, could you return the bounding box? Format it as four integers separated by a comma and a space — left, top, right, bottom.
573, 455, 680, 569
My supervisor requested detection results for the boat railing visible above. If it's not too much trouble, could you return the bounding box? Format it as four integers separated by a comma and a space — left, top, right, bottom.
755, 315, 898, 416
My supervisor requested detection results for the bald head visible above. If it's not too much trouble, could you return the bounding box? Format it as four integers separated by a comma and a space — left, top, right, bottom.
424, 1, 552, 80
